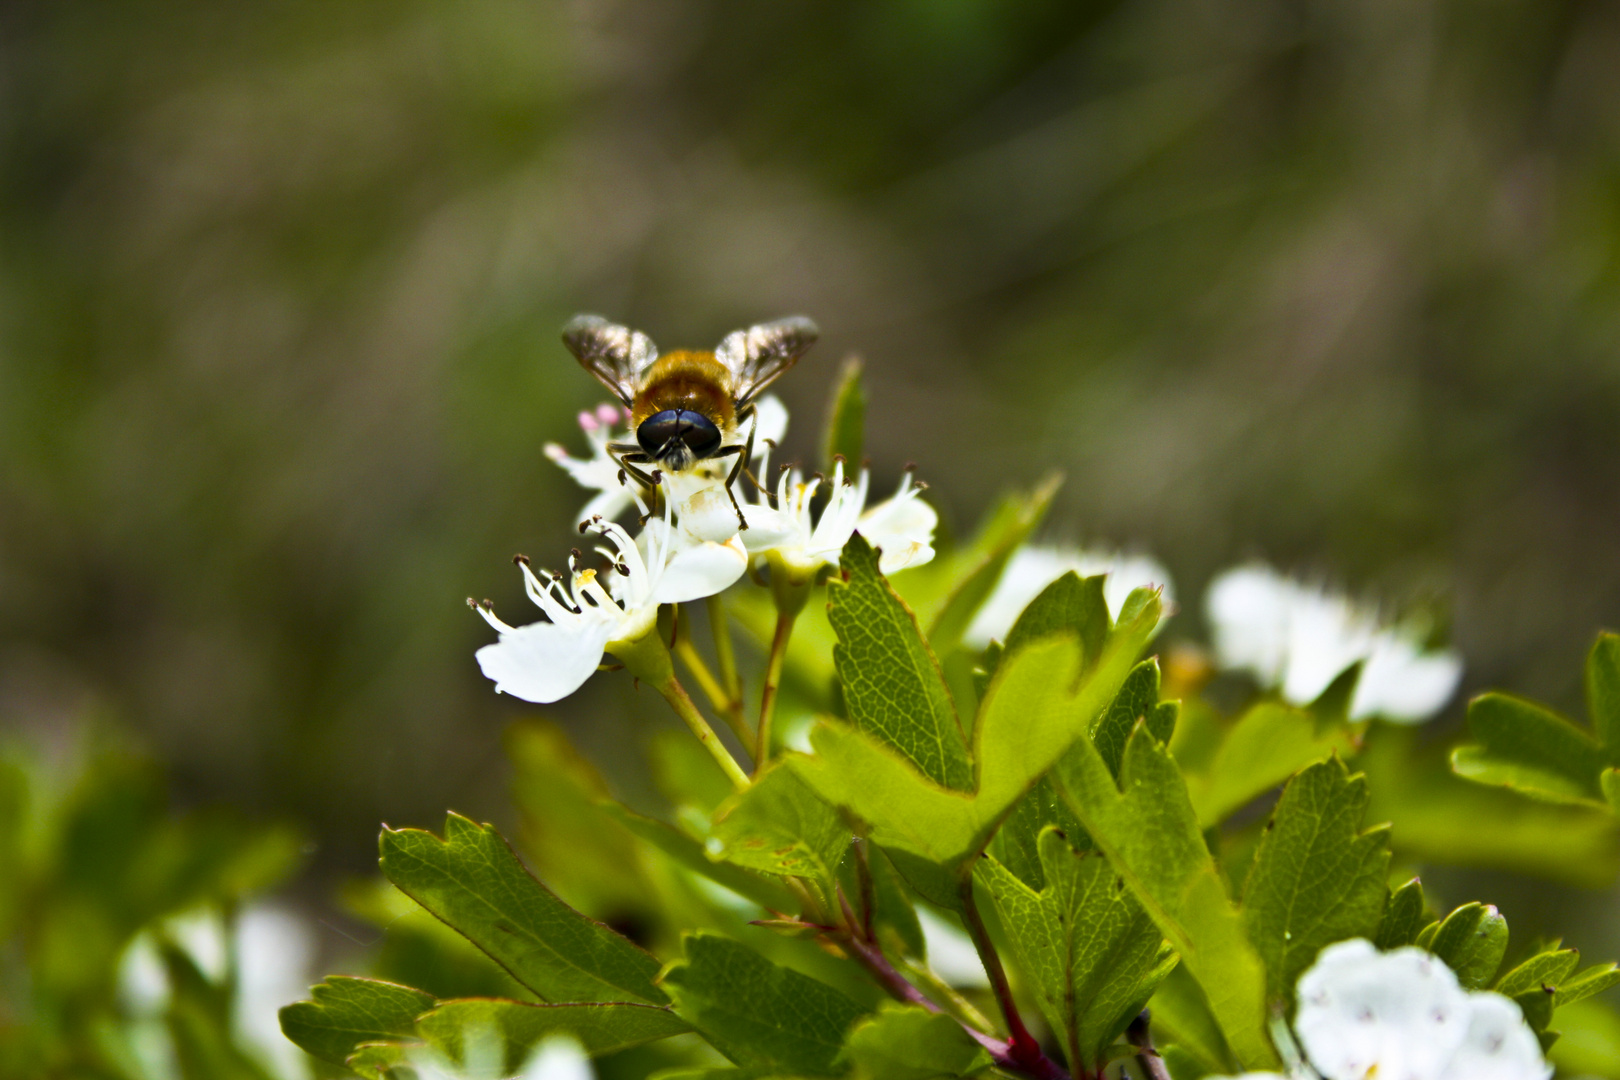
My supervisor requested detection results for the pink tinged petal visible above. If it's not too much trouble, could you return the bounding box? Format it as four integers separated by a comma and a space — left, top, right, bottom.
475, 617, 615, 703
651, 534, 748, 604
1437, 993, 1551, 1080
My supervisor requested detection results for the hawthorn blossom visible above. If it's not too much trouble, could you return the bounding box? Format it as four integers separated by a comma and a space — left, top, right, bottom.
740, 454, 937, 580
1205, 563, 1462, 723
963, 545, 1176, 649
1214, 939, 1550, 1080
472, 509, 746, 703
544, 404, 637, 526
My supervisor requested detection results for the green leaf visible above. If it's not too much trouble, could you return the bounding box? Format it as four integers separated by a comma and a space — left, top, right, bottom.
1495, 950, 1580, 999
920, 475, 1062, 653
1358, 725, 1620, 887
977, 829, 1176, 1074
795, 593, 1161, 872
1093, 660, 1166, 780
822, 357, 865, 471
830, 532, 972, 791
506, 720, 655, 917
659, 932, 869, 1076
1451, 693, 1604, 805
598, 803, 799, 913
278, 977, 436, 1067
1549, 998, 1620, 1078
345, 1042, 413, 1078
1374, 878, 1432, 950
840, 1003, 992, 1080
416, 998, 689, 1069
1051, 725, 1276, 1068
1419, 903, 1508, 990
988, 776, 1089, 890
711, 764, 850, 898
1186, 703, 1357, 829
379, 814, 666, 1005
1240, 758, 1391, 1005
1146, 965, 1237, 1076
1588, 632, 1620, 754
1556, 962, 1620, 1008
1003, 572, 1108, 668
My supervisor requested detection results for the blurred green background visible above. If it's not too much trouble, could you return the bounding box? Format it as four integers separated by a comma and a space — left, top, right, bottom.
4, 0, 1620, 901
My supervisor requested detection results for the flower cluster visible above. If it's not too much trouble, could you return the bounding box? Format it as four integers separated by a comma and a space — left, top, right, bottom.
1219, 938, 1550, 1080
1206, 563, 1463, 723
473, 395, 938, 705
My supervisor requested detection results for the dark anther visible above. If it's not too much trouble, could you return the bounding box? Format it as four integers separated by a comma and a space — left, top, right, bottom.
833, 453, 845, 464
577, 519, 590, 533
512, 553, 529, 565
615, 563, 630, 575
914, 480, 929, 490
904, 460, 917, 471
570, 547, 583, 559
465, 597, 479, 609
763, 437, 778, 449
481, 598, 493, 609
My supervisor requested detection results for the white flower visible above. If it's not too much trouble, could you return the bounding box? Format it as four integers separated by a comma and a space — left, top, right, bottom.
739, 455, 937, 580
962, 545, 1175, 649
1213, 939, 1549, 1080
1206, 563, 1462, 723
473, 509, 746, 703
545, 404, 637, 526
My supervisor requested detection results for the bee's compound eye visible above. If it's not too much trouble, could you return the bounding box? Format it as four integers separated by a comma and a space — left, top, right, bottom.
679, 411, 722, 457
636, 410, 682, 456
637, 409, 723, 460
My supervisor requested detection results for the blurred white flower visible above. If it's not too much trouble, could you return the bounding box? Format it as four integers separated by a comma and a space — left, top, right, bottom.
739, 454, 937, 581
1212, 938, 1549, 1080
234, 904, 316, 1080
914, 906, 990, 989
473, 508, 746, 703
519, 1037, 594, 1080
963, 545, 1175, 649
1205, 564, 1462, 723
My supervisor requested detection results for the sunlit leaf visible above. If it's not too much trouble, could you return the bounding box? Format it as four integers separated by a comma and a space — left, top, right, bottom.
822, 357, 865, 471
1185, 702, 1356, 829
1451, 694, 1604, 805
1240, 758, 1390, 1005
1417, 902, 1507, 990
839, 1003, 992, 1080
1373, 877, 1432, 950
977, 828, 1175, 1074
1052, 724, 1276, 1068
711, 763, 850, 898
278, 976, 436, 1067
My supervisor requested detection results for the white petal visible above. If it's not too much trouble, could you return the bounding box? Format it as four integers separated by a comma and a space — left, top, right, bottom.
680, 486, 743, 543
1280, 589, 1378, 704
475, 617, 615, 703
1295, 940, 1471, 1080
964, 545, 1175, 649
752, 393, 789, 445
737, 504, 804, 552
860, 486, 938, 574
1207, 564, 1296, 685
1437, 993, 1551, 1080
1351, 635, 1464, 723
520, 1037, 595, 1080
649, 528, 748, 604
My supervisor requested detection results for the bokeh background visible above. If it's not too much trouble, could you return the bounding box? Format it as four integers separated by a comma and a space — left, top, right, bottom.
4, 0, 1620, 907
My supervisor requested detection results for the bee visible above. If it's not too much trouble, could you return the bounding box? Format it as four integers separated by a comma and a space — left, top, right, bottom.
561, 314, 819, 528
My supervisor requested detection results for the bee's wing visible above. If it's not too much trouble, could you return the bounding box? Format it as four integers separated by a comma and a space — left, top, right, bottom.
561, 314, 658, 406
714, 316, 819, 406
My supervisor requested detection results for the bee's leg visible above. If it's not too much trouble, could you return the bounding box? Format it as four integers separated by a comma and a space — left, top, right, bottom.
732, 403, 776, 507
608, 449, 664, 524
710, 444, 750, 531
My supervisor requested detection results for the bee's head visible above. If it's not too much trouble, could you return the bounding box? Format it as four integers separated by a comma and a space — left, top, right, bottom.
637, 408, 722, 471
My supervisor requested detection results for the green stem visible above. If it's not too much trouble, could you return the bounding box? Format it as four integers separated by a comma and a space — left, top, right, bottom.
657, 674, 750, 792
755, 610, 796, 775
609, 627, 750, 791
707, 592, 744, 717
673, 635, 755, 748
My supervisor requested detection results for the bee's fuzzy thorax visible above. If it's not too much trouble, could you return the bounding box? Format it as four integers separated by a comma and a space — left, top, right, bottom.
631, 350, 736, 433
